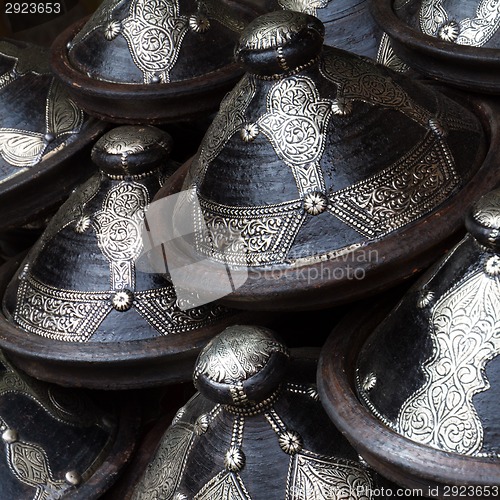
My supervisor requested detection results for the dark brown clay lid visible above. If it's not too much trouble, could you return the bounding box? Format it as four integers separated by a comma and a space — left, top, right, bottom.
317, 187, 500, 494
51, 0, 260, 123
153, 11, 500, 310
0, 349, 138, 499
130, 324, 392, 499
371, 1, 500, 92
0, 125, 241, 389
0, 39, 106, 231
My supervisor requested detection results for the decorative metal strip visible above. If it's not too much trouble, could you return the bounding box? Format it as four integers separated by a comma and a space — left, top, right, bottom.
257, 76, 332, 197
134, 287, 230, 335
419, 0, 500, 46
121, 0, 189, 84
277, 0, 330, 17
376, 33, 409, 73
328, 133, 460, 238
1, 419, 70, 500
13, 273, 113, 342
194, 75, 256, 183
132, 422, 195, 500
396, 263, 500, 456
93, 180, 149, 291
320, 50, 432, 127
193, 471, 252, 500
195, 195, 305, 266
285, 449, 373, 500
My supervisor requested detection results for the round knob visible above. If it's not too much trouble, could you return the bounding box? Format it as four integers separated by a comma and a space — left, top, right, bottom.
193, 325, 290, 407
91, 125, 173, 178
235, 11, 324, 77
465, 189, 500, 251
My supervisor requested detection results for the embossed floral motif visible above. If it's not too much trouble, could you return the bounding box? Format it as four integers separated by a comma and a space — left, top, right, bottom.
121, 0, 189, 83
303, 191, 328, 215
397, 268, 500, 455
194, 326, 289, 385
104, 20, 122, 40
287, 451, 373, 500
419, 0, 500, 47
277, 0, 330, 17
224, 446, 246, 472
189, 13, 210, 33
240, 123, 259, 142
93, 181, 149, 290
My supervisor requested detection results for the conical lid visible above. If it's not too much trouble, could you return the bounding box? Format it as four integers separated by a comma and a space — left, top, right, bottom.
0, 349, 137, 499
0, 39, 105, 230
0, 125, 235, 389
154, 11, 492, 310
131, 324, 392, 499
356, 187, 500, 460
51, 0, 260, 123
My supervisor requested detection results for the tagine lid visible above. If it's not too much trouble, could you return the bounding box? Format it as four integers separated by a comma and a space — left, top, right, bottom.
51, 0, 260, 123
316, 188, 500, 492
153, 10, 499, 310
0, 125, 237, 389
0, 349, 137, 499
130, 324, 392, 499
370, 0, 500, 92
0, 39, 106, 231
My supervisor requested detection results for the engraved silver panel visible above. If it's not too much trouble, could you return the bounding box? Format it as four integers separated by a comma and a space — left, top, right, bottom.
194, 75, 256, 183
194, 325, 289, 384
419, 0, 500, 47
320, 50, 431, 127
397, 267, 500, 456
286, 450, 373, 500
194, 471, 251, 500
376, 33, 409, 73
257, 76, 332, 196
121, 0, 189, 84
328, 133, 460, 238
132, 423, 194, 500
93, 181, 149, 290
194, 195, 304, 266
277, 0, 330, 17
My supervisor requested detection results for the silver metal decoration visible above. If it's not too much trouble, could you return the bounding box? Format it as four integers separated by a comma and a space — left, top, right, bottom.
396, 265, 500, 455
419, 0, 500, 47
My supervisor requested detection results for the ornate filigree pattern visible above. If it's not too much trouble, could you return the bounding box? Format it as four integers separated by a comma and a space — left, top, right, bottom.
471, 189, 500, 229
376, 33, 409, 73
194, 75, 256, 183
329, 133, 459, 238
121, 0, 189, 83
277, 0, 330, 17
396, 268, 500, 455
286, 450, 373, 500
4, 435, 69, 499
13, 273, 113, 342
132, 423, 194, 500
419, 0, 500, 47
198, 0, 246, 32
94, 181, 149, 290
195, 195, 304, 266
98, 126, 170, 156
194, 326, 289, 384
194, 471, 251, 500
238, 11, 311, 50
320, 50, 431, 127
13, 268, 229, 341
258, 76, 331, 197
